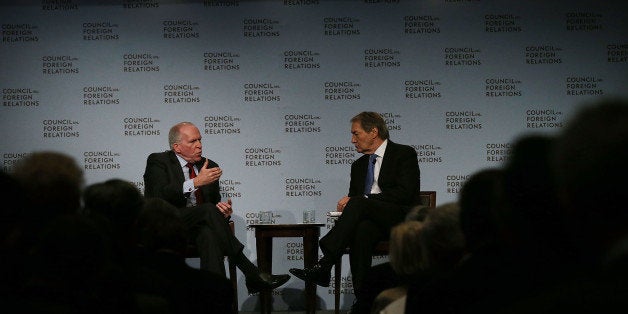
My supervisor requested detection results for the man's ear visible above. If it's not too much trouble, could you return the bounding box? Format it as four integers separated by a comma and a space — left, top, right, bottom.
172, 143, 180, 153
371, 127, 379, 139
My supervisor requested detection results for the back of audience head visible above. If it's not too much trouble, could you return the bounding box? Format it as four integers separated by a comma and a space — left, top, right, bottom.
83, 179, 144, 260
137, 197, 188, 255
9, 151, 84, 254
458, 168, 504, 253
83, 179, 144, 231
552, 97, 628, 264
389, 220, 425, 278
419, 202, 465, 273
501, 134, 567, 258
405, 204, 430, 222
11, 151, 84, 221
385, 204, 437, 278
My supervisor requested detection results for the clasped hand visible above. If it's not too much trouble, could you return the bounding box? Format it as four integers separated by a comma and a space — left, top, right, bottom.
216, 198, 233, 218
337, 196, 350, 211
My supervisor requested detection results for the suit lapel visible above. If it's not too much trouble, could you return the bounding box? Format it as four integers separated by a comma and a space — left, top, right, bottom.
167, 150, 186, 183
378, 141, 396, 186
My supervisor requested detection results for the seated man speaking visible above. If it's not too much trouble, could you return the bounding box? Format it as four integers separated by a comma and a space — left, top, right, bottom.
143, 121, 289, 294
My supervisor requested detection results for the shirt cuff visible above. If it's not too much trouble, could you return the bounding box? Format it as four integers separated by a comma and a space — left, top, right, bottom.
183, 179, 196, 194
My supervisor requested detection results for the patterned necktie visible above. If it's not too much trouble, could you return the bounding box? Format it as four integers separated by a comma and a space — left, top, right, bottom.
186, 162, 204, 205
364, 154, 377, 195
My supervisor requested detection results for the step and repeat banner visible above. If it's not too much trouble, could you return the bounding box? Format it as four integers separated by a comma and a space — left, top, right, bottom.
2, 0, 627, 311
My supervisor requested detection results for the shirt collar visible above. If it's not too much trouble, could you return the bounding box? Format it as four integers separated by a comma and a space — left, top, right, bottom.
373, 139, 388, 158
174, 153, 189, 168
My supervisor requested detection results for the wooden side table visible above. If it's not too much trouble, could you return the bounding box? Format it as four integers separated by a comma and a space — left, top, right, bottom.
249, 223, 324, 314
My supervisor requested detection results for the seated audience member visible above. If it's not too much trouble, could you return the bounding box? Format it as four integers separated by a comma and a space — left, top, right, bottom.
504, 98, 628, 313
478, 134, 578, 313
553, 98, 628, 269
7, 152, 132, 313
0, 171, 26, 306
371, 220, 425, 314
458, 168, 504, 255
406, 167, 508, 314
134, 197, 234, 314
386, 202, 465, 314
82, 179, 149, 312
83, 178, 145, 267
11, 151, 84, 247
405, 134, 573, 314
352, 205, 430, 314
21, 210, 130, 313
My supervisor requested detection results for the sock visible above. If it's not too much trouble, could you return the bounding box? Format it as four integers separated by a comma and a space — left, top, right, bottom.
318, 255, 336, 270
233, 250, 260, 278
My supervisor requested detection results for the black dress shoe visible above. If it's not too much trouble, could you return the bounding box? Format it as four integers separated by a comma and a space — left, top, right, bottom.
245, 272, 290, 294
289, 263, 332, 287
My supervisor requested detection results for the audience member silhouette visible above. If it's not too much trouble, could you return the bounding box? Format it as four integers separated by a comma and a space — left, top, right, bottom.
385, 202, 464, 314
83, 178, 145, 268
405, 134, 576, 314
5, 152, 128, 313
553, 98, 628, 268
11, 151, 84, 248
134, 197, 234, 314
351, 205, 430, 314
371, 219, 426, 314
405, 167, 510, 314
458, 168, 504, 254
19, 214, 127, 314
504, 98, 628, 313
0, 171, 27, 308
82, 178, 151, 312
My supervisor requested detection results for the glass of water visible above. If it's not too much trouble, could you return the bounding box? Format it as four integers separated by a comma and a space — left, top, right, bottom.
259, 211, 272, 224
302, 209, 315, 223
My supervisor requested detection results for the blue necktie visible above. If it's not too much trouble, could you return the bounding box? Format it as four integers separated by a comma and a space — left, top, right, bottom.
364, 154, 377, 195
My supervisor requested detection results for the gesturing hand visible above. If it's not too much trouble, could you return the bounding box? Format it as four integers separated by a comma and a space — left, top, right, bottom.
194, 159, 222, 187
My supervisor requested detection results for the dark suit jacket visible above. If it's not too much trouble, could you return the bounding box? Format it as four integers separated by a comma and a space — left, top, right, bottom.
348, 140, 420, 207
143, 150, 221, 208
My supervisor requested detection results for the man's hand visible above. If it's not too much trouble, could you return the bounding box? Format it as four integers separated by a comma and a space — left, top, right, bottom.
216, 198, 233, 218
337, 196, 351, 212
194, 159, 222, 187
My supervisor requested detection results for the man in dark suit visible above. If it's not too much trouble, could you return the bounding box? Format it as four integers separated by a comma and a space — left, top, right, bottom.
143, 121, 289, 294
290, 112, 421, 293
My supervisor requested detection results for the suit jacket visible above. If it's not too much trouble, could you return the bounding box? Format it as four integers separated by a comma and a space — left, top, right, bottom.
143, 150, 221, 208
348, 140, 420, 207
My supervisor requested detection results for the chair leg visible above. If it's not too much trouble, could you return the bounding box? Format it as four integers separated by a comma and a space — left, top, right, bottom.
228, 258, 238, 314
335, 260, 341, 314
227, 220, 238, 314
